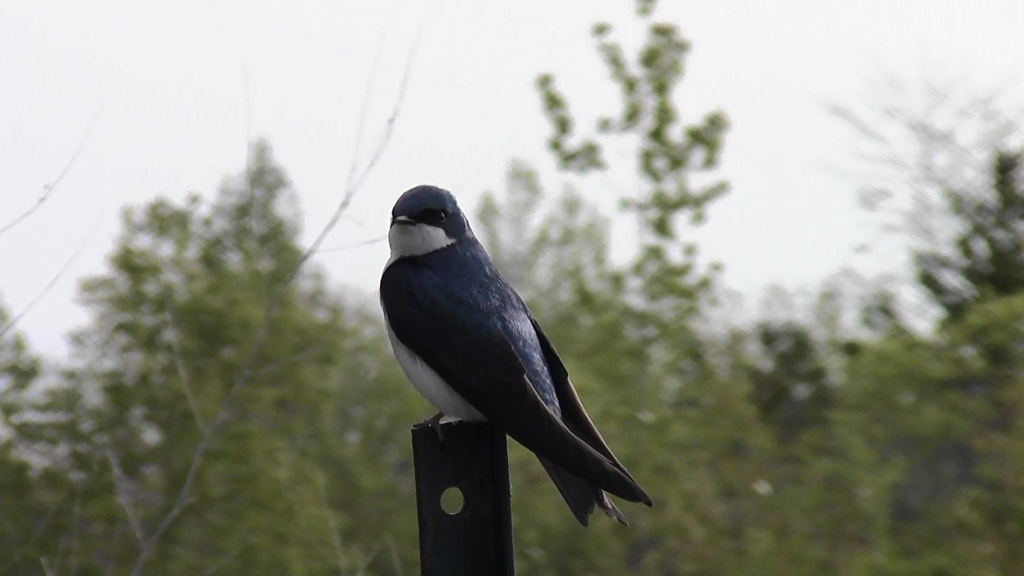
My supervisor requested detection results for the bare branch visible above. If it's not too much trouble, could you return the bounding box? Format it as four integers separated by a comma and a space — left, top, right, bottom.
352, 545, 381, 576
0, 213, 105, 342
825, 71, 1024, 330
344, 32, 389, 195
70, 489, 81, 576
315, 234, 388, 254
826, 102, 889, 145
250, 340, 326, 377
346, 33, 419, 201
128, 33, 420, 576
105, 445, 144, 543
315, 472, 347, 576
241, 63, 269, 303
0, 489, 72, 575
306, 35, 419, 271
828, 73, 1024, 240
165, 313, 203, 430
0, 101, 104, 237
386, 535, 404, 576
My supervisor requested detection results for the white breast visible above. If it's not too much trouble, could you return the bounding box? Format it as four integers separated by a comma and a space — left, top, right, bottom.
384, 317, 485, 422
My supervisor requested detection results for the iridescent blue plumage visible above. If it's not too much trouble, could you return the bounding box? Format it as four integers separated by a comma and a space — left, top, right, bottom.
411, 240, 561, 416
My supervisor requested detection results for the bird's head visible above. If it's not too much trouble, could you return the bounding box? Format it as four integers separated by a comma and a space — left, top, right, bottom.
388, 185, 473, 260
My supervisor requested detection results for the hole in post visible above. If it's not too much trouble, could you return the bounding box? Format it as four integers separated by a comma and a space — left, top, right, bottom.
440, 486, 464, 515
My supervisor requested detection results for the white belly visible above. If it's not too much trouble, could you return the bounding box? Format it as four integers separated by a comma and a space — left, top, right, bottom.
384, 319, 485, 422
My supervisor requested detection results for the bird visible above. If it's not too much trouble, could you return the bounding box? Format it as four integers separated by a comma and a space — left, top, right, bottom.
379, 184, 652, 526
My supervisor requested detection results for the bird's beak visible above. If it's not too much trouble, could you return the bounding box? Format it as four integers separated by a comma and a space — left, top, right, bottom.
391, 215, 415, 227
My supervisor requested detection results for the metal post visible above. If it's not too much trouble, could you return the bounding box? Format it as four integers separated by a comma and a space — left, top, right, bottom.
411, 421, 515, 576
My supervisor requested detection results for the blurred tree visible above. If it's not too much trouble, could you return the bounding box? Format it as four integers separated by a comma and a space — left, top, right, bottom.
916, 149, 1024, 320
475, 164, 776, 575
831, 77, 1024, 323
0, 301, 53, 573
748, 320, 833, 443
1, 142, 423, 575
829, 293, 1024, 575
829, 77, 1024, 575
486, 2, 811, 573
536, 0, 729, 329
943, 295, 1024, 575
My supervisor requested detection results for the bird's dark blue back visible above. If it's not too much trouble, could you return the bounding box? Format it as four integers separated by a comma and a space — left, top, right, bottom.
409, 239, 561, 416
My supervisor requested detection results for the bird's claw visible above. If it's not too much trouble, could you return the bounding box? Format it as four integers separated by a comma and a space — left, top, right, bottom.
425, 412, 445, 445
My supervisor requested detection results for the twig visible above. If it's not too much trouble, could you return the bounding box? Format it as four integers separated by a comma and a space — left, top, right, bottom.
0, 212, 105, 341
0, 489, 71, 575
69, 489, 81, 576
345, 32, 419, 202
241, 63, 268, 302
386, 535, 404, 576
344, 32, 389, 194
301, 42, 416, 274
127, 33, 419, 576
250, 341, 325, 377
0, 100, 104, 237
352, 545, 381, 576
105, 446, 144, 543
315, 472, 347, 576
165, 313, 203, 430
315, 234, 388, 254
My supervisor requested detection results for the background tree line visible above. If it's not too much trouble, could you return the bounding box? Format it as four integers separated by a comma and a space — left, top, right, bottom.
3, 1, 1024, 574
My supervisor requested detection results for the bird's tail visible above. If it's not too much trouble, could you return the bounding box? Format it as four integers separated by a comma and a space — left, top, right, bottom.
538, 457, 628, 527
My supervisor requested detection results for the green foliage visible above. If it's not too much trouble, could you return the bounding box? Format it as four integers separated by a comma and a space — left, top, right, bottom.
0, 302, 40, 431
536, 0, 729, 325
475, 166, 775, 575
916, 149, 1024, 320
0, 142, 424, 575
748, 321, 833, 443
0, 302, 51, 572
824, 295, 1024, 576
5, 144, 1024, 574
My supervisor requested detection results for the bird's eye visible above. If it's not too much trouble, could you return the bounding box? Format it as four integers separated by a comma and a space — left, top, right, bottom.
417, 208, 447, 225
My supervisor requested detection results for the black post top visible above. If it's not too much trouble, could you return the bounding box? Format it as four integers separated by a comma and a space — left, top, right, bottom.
411, 421, 515, 576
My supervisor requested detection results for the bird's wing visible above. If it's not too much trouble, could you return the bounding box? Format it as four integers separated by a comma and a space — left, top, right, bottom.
381, 263, 648, 503
530, 319, 651, 505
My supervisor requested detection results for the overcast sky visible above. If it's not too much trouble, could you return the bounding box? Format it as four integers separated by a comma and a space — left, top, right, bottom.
2, 0, 1023, 356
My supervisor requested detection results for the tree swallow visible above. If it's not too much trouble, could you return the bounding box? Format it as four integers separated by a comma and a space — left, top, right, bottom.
379, 184, 652, 526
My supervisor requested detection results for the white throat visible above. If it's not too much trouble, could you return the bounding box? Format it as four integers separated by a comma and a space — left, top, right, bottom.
386, 223, 455, 266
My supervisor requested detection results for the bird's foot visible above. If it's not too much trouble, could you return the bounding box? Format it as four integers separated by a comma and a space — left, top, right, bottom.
424, 412, 445, 445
